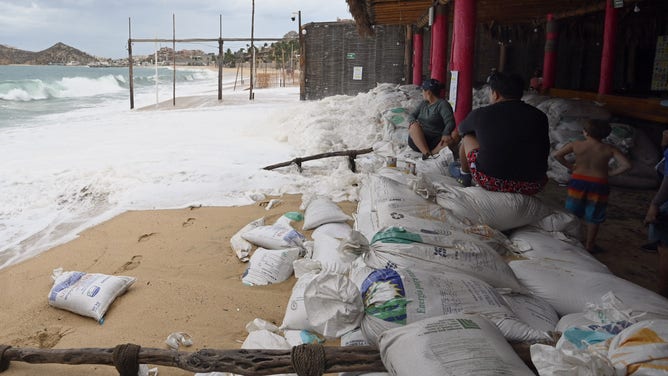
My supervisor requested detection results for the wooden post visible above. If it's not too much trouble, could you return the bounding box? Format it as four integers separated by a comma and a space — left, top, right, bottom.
128, 18, 134, 110
452, 0, 476, 124
431, 5, 449, 86
172, 14, 176, 106
599, 0, 618, 95
413, 29, 423, 86
298, 10, 305, 101
218, 15, 223, 101
249, 0, 255, 100
404, 25, 413, 85
542, 14, 558, 92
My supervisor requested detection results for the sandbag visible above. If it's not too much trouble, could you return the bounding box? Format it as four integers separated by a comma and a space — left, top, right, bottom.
509, 259, 668, 317
311, 234, 358, 275
241, 247, 300, 286
312, 222, 352, 241
230, 217, 264, 262
510, 227, 609, 273
363, 227, 523, 290
379, 314, 535, 376
502, 293, 560, 333
241, 225, 305, 249
359, 268, 552, 344
302, 197, 352, 230
435, 185, 552, 231
48, 268, 135, 322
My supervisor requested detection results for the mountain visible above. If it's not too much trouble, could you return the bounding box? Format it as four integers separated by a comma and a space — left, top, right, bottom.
0, 42, 98, 65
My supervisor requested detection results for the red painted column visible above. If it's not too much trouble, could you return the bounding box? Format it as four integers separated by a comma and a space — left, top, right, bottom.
431, 5, 449, 85
452, 0, 475, 124
542, 14, 558, 91
599, 0, 618, 94
413, 30, 424, 85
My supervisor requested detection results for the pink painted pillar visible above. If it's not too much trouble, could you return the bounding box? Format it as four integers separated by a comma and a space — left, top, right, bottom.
542, 14, 558, 92
452, 0, 475, 124
431, 5, 449, 85
413, 30, 424, 85
599, 0, 618, 94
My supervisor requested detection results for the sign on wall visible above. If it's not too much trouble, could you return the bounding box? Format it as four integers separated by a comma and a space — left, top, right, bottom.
353, 66, 363, 80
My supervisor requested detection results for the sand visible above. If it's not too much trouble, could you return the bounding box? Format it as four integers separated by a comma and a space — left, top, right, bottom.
0, 194, 355, 375
0, 181, 661, 375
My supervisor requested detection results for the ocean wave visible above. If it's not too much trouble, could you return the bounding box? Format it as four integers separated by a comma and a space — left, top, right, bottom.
0, 75, 126, 102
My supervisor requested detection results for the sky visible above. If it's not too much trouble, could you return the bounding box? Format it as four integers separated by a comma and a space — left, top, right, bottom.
0, 0, 352, 59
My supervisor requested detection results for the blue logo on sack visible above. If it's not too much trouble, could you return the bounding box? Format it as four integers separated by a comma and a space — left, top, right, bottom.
86, 286, 101, 297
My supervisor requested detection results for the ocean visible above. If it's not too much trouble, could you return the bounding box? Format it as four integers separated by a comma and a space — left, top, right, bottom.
0, 64, 308, 270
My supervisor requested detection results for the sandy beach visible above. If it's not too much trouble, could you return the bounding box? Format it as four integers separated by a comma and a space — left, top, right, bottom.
0, 194, 355, 375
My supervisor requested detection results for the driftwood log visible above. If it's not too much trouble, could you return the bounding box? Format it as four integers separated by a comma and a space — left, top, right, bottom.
0, 344, 385, 376
0, 339, 555, 375
263, 148, 374, 173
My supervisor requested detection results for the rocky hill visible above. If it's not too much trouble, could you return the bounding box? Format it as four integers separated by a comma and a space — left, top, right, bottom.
0, 42, 97, 65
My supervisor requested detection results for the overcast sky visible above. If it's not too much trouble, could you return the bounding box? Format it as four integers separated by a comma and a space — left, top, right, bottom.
0, 0, 352, 59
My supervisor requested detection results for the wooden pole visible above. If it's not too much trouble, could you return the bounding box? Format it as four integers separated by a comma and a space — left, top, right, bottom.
218, 14, 223, 101
452, 0, 476, 124
298, 10, 305, 100
172, 13, 176, 107
599, 0, 618, 95
128, 18, 134, 110
249, 0, 255, 100
404, 25, 413, 85
0, 344, 386, 375
431, 5, 448, 86
263, 148, 373, 173
542, 13, 558, 92
413, 29, 423, 86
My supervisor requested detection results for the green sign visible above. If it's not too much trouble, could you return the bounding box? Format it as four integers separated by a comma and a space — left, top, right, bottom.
346, 52, 356, 59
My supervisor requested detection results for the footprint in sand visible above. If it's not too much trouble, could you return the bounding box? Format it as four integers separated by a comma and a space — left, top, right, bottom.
137, 232, 157, 242
17, 327, 71, 349
116, 255, 143, 274
182, 217, 196, 227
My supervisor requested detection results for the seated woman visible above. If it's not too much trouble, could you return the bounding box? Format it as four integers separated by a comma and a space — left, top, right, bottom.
407, 78, 458, 160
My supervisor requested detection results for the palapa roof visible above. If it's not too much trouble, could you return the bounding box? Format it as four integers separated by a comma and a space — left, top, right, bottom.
345, 0, 610, 36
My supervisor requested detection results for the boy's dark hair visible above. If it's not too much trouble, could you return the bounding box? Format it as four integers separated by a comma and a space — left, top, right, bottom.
585, 119, 612, 140
488, 72, 524, 100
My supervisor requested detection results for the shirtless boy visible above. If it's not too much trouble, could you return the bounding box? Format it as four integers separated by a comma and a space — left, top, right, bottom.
553, 119, 632, 253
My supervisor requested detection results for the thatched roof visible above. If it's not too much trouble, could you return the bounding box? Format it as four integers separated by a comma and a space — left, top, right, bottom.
346, 0, 616, 36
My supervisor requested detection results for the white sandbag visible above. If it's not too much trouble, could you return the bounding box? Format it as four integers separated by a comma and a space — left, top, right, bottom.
360, 268, 551, 344
311, 234, 358, 275
529, 209, 583, 240
374, 199, 464, 236
364, 227, 523, 290
530, 342, 615, 376
510, 227, 609, 273
379, 314, 535, 376
312, 222, 352, 241
240, 330, 294, 376
273, 212, 304, 229
241, 225, 305, 249
241, 247, 300, 286
502, 293, 560, 333
302, 197, 352, 230
281, 272, 319, 331
230, 217, 265, 262
607, 319, 668, 374
509, 259, 668, 317
435, 185, 553, 231
292, 258, 321, 278
48, 268, 135, 322
304, 272, 365, 338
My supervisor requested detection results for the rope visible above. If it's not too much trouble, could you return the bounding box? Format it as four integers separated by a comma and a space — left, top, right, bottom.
0, 345, 11, 372
291, 344, 326, 376
112, 343, 141, 376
